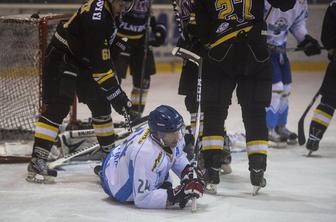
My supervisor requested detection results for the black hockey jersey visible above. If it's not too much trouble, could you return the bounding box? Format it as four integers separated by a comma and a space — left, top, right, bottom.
116, 0, 150, 40
52, 0, 117, 78
321, 0, 336, 50
194, 0, 296, 48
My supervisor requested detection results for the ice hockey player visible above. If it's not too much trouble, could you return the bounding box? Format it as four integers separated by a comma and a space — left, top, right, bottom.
26, 0, 135, 184
97, 105, 205, 209
265, 0, 321, 147
176, 0, 232, 176
305, 1, 336, 155
113, 0, 167, 120
193, 0, 296, 195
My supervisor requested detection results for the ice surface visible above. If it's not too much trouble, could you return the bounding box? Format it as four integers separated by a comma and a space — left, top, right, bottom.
0, 71, 335, 222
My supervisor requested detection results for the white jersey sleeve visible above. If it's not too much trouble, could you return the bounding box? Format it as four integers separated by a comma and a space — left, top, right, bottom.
289, 0, 308, 43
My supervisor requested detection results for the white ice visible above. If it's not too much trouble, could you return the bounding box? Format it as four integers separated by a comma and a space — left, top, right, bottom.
1, 71, 335, 222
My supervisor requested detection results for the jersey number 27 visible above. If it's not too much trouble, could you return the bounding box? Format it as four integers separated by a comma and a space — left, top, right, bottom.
215, 0, 254, 22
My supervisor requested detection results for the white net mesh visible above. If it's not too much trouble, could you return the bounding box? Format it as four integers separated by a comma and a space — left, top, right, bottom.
0, 14, 70, 141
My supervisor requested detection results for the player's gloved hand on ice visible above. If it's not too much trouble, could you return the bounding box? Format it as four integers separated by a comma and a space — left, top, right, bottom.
149, 16, 167, 47
106, 86, 132, 115
181, 164, 205, 182
297, 35, 321, 56
167, 178, 205, 209
110, 36, 128, 60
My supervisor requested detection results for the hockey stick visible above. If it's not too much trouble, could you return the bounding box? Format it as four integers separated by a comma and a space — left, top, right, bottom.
48, 132, 130, 169
59, 115, 148, 140
298, 90, 320, 145
139, 2, 152, 114
172, 46, 202, 212
48, 117, 148, 169
172, 47, 201, 66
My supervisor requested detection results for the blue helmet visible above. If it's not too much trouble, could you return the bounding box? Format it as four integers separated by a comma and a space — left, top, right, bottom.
148, 105, 184, 133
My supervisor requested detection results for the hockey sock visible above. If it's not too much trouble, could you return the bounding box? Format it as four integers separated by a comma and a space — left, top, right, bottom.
308, 102, 335, 142
92, 115, 116, 152
33, 115, 60, 158
130, 86, 148, 114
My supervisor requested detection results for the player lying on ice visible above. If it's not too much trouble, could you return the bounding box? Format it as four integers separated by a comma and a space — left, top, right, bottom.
96, 105, 205, 209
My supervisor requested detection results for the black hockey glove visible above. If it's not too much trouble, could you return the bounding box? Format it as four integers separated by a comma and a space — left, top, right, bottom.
167, 178, 205, 209
297, 35, 322, 56
110, 36, 128, 60
106, 86, 132, 115
149, 16, 167, 47
183, 133, 195, 161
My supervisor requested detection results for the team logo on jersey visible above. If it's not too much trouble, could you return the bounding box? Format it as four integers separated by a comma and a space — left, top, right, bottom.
152, 151, 163, 171
138, 128, 150, 144
268, 17, 288, 35
216, 22, 229, 34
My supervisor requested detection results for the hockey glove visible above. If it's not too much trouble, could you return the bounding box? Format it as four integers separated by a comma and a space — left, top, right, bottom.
149, 17, 167, 47
106, 86, 132, 115
110, 36, 128, 60
167, 178, 205, 209
297, 35, 322, 56
181, 164, 205, 185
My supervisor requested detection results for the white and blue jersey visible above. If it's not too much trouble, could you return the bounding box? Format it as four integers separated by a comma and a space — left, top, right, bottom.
266, 0, 308, 47
265, 0, 308, 84
265, 1, 309, 129
99, 126, 189, 209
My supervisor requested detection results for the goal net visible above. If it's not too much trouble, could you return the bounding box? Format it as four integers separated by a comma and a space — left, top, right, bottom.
0, 13, 75, 162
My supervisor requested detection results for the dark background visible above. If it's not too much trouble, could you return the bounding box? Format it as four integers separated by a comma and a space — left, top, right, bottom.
0, 0, 331, 4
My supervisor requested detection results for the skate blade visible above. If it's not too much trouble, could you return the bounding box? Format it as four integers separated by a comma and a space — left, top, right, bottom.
205, 184, 217, 194
26, 172, 55, 184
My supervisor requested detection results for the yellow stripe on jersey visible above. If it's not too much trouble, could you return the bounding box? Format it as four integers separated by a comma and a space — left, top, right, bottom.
117, 32, 144, 40
209, 26, 253, 48
246, 140, 268, 155
92, 70, 114, 85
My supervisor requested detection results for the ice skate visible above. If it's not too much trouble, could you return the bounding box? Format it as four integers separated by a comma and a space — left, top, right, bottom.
275, 126, 298, 145
204, 167, 219, 194
268, 129, 287, 148
26, 157, 57, 184
306, 136, 320, 157
250, 169, 266, 196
